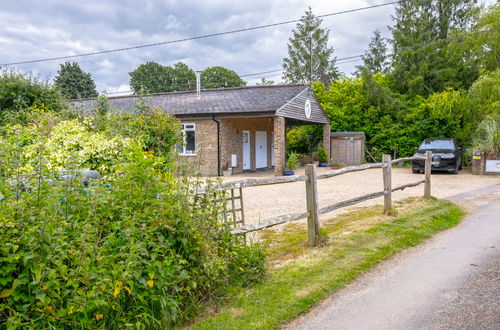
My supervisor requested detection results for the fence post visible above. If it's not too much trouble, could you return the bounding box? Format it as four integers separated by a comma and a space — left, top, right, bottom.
305, 164, 321, 247
424, 150, 432, 197
382, 154, 392, 213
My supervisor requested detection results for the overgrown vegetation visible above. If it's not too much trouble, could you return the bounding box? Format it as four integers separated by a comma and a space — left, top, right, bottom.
0, 74, 265, 328
190, 197, 465, 329
287, 3, 499, 161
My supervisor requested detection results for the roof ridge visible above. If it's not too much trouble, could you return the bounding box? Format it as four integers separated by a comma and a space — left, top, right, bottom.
72, 84, 310, 102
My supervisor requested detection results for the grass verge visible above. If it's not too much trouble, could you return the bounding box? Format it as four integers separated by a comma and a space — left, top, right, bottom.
188, 197, 465, 330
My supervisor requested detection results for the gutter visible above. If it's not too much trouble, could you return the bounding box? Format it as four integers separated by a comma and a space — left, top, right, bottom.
212, 116, 222, 176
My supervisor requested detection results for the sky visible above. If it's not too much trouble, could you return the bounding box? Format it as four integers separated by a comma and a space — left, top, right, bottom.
0, 0, 494, 95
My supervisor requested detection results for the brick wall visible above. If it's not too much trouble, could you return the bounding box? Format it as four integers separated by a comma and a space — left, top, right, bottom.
179, 117, 275, 176
274, 116, 286, 175
178, 119, 218, 176
220, 117, 274, 174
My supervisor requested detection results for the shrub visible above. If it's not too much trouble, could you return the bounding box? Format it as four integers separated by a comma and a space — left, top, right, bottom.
286, 153, 300, 171
0, 142, 265, 328
0, 104, 265, 328
317, 147, 328, 163
0, 68, 64, 123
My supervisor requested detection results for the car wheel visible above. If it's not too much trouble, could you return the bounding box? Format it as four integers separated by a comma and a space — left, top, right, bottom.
452, 165, 459, 174
459, 163, 462, 170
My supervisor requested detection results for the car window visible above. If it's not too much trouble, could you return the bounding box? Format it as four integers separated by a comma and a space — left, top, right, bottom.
419, 140, 454, 150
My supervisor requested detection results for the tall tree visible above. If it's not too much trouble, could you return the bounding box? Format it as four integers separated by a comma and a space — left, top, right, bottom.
129, 61, 174, 94
200, 66, 246, 89
54, 62, 98, 99
390, 0, 480, 96
282, 8, 339, 85
171, 62, 196, 91
354, 30, 390, 76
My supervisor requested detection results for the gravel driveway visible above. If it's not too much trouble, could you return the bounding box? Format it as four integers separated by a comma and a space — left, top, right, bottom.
221, 167, 499, 225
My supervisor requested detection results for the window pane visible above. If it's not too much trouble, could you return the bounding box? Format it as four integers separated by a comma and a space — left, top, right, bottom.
186, 131, 195, 153
420, 140, 454, 150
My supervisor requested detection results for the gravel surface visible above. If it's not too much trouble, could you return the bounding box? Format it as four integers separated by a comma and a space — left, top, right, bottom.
221, 167, 499, 225
287, 184, 500, 330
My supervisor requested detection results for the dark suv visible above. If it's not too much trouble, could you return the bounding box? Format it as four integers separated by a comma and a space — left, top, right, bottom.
412, 138, 462, 174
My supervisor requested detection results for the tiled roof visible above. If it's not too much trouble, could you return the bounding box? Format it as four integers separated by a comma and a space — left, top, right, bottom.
73, 85, 310, 116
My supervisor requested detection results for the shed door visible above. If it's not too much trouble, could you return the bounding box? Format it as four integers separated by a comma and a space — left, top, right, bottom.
242, 130, 250, 170
255, 131, 267, 169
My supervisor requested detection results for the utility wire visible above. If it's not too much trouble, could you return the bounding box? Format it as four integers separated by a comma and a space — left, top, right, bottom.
0, 1, 403, 66
103, 54, 365, 95
103, 26, 499, 95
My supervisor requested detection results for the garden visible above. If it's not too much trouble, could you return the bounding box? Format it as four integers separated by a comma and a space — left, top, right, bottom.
0, 71, 265, 328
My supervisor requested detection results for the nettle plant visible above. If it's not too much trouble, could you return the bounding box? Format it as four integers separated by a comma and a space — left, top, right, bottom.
0, 106, 266, 328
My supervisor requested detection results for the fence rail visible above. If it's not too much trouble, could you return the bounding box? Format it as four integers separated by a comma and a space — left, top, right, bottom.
225, 152, 432, 245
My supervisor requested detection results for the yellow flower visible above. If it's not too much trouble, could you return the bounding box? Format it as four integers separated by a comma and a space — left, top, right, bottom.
113, 287, 120, 297
47, 306, 54, 312
95, 314, 104, 320
147, 280, 154, 288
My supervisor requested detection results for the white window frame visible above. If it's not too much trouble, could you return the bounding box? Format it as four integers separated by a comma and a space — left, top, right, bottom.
180, 123, 196, 156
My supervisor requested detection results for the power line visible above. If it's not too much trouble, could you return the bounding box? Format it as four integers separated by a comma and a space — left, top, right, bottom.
0, 1, 403, 67
102, 54, 365, 95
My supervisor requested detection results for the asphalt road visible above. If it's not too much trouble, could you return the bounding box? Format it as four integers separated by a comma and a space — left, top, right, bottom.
289, 183, 500, 330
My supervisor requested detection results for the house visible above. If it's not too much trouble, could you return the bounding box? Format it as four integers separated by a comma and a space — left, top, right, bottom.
74, 84, 331, 176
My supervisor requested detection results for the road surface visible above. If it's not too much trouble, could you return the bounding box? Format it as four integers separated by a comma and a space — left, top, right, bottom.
288, 183, 500, 330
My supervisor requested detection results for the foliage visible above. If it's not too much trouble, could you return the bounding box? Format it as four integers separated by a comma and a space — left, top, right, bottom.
390, 0, 481, 96
0, 68, 64, 123
129, 61, 197, 94
354, 30, 390, 76
200, 66, 246, 89
286, 153, 300, 171
0, 102, 265, 328
317, 147, 328, 163
256, 78, 274, 86
53, 62, 98, 99
469, 114, 500, 155
286, 125, 322, 154
469, 3, 499, 72
309, 67, 499, 162
282, 7, 339, 85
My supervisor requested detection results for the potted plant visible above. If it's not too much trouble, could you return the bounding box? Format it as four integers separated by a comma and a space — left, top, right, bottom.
284, 152, 300, 176
317, 147, 329, 167
222, 162, 232, 176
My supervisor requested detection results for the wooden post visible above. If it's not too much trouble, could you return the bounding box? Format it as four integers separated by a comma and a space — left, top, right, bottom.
305, 164, 321, 247
382, 154, 392, 213
424, 150, 432, 197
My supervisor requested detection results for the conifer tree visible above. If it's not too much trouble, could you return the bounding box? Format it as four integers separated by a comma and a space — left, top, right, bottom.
54, 62, 98, 99
390, 0, 480, 96
354, 30, 389, 76
282, 8, 339, 85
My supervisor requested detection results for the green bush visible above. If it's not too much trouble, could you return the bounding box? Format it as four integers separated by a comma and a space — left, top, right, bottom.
286, 153, 300, 171
0, 103, 266, 328
0, 69, 65, 123
317, 147, 328, 163
0, 142, 265, 328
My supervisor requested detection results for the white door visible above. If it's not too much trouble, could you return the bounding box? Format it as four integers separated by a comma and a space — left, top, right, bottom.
255, 131, 267, 169
242, 130, 250, 170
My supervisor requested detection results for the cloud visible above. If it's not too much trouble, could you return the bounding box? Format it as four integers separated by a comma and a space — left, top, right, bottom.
1, 0, 494, 92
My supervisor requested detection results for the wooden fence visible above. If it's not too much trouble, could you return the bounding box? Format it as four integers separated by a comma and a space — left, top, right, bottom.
214, 151, 432, 247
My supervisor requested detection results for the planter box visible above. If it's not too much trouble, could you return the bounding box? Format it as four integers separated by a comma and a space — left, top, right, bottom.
319, 162, 329, 167
222, 168, 232, 176
283, 170, 295, 176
